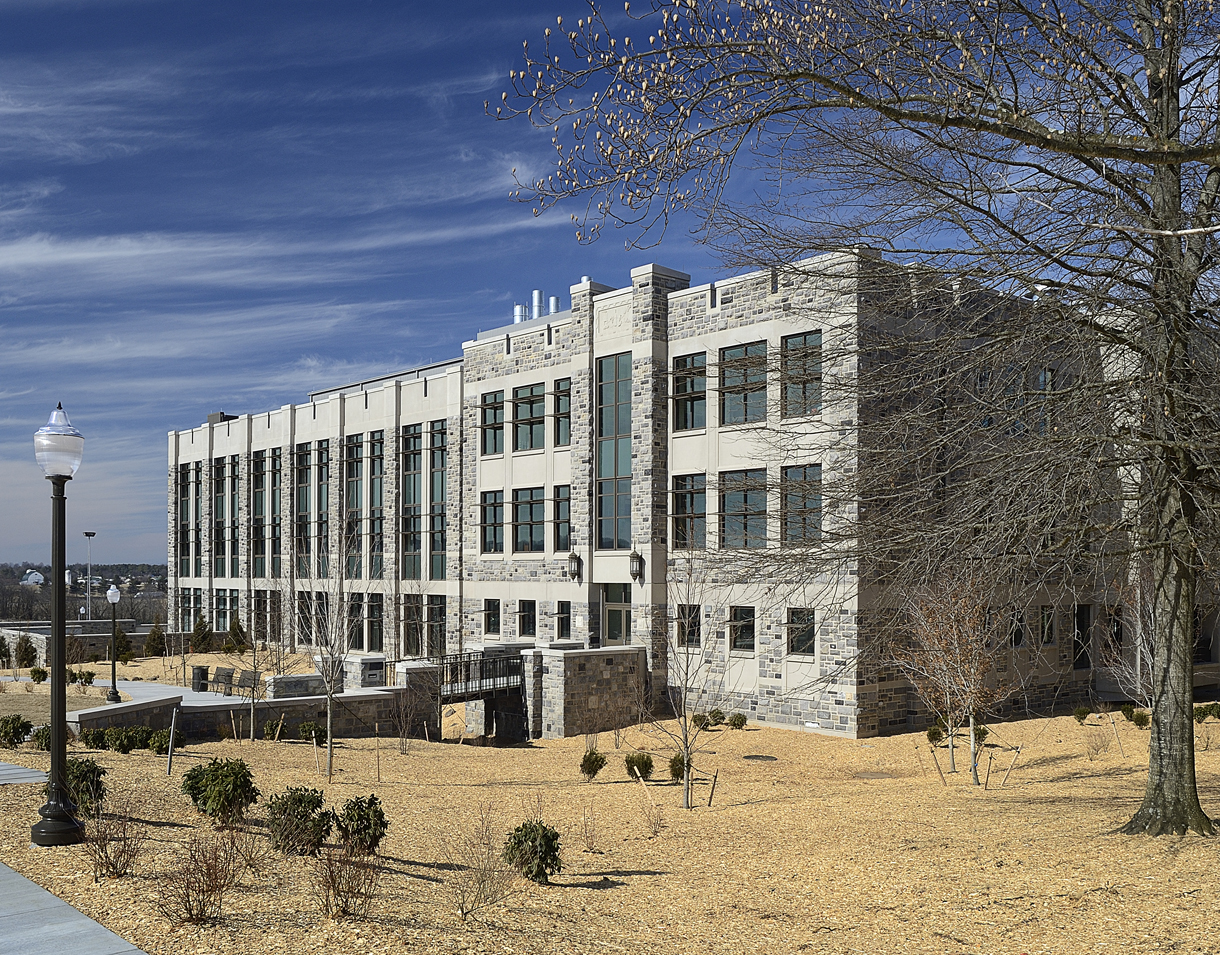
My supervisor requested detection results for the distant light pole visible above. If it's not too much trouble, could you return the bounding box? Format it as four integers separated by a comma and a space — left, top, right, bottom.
106, 584, 121, 704
31, 404, 85, 847
83, 531, 96, 621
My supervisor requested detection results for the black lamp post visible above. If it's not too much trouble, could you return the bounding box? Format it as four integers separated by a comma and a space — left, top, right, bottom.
106, 584, 121, 704
31, 404, 85, 847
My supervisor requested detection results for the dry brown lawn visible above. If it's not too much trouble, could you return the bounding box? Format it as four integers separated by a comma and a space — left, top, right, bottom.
1, 711, 1219, 954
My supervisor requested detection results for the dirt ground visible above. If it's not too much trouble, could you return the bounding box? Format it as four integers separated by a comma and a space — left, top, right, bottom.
2, 709, 1220, 955
0, 682, 130, 725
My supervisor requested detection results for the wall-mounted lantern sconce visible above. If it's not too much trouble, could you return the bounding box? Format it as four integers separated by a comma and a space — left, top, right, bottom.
567, 551, 582, 581
628, 550, 644, 583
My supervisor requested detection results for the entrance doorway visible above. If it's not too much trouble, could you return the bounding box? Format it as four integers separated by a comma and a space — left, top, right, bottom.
603, 583, 631, 646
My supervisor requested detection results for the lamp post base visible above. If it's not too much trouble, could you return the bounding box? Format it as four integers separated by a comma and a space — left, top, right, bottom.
105, 687, 121, 704
30, 785, 84, 847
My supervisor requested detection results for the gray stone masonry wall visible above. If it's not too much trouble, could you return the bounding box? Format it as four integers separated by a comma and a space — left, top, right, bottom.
537, 645, 646, 739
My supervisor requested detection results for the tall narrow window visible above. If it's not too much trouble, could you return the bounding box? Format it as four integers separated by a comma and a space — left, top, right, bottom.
781, 464, 822, 544
1040, 605, 1055, 644
730, 606, 756, 652
193, 462, 202, 577
252, 451, 267, 577
369, 430, 384, 579
403, 594, 423, 656
345, 434, 363, 579
720, 469, 768, 549
296, 591, 313, 645
513, 383, 546, 451
316, 440, 330, 578
554, 485, 570, 551
480, 391, 504, 455
557, 600, 572, 641
229, 456, 239, 578
213, 457, 227, 577
672, 353, 706, 431
214, 589, 229, 632
788, 608, 816, 655
295, 443, 311, 577
672, 475, 706, 548
401, 424, 422, 580
484, 598, 501, 636
781, 331, 822, 417
348, 593, 364, 650
1074, 604, 1091, 670
678, 604, 701, 647
720, 342, 767, 424
426, 595, 446, 656
368, 592, 383, 653
429, 421, 447, 580
554, 378, 571, 446
513, 487, 546, 552
1010, 611, 1026, 648
270, 449, 282, 577
519, 599, 537, 637
178, 463, 191, 577
480, 491, 504, 553
596, 352, 632, 549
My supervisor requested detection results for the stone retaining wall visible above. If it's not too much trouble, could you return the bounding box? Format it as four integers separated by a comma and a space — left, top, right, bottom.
524, 646, 646, 740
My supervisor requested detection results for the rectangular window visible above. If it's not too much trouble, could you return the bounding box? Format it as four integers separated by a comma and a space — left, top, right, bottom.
316, 440, 330, 578
213, 457, 227, 577
557, 600, 571, 641
401, 424, 422, 580
519, 599, 537, 638
480, 491, 504, 553
1074, 604, 1091, 670
788, 608, 816, 655
403, 594, 423, 656
345, 434, 363, 579
597, 352, 632, 549
513, 383, 546, 451
513, 487, 546, 553
193, 462, 202, 578
781, 464, 822, 544
730, 606, 756, 652
252, 451, 267, 577
269, 448, 282, 578
720, 469, 768, 549
229, 456, 239, 578
781, 331, 822, 417
430, 421, 447, 580
554, 485, 571, 551
720, 341, 767, 425
480, 391, 505, 455
678, 604, 701, 647
426, 595, 446, 656
295, 443, 310, 577
348, 592, 364, 650
214, 588, 229, 633
368, 593, 383, 653
672, 475, 706, 549
484, 598, 501, 635
673, 353, 707, 431
1040, 605, 1055, 645
1010, 611, 1025, 648
554, 378, 571, 446
369, 430, 384, 580
177, 463, 191, 578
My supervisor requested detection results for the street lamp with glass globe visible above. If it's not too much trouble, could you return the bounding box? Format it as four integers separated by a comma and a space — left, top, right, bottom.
30, 403, 86, 847
106, 584, 121, 704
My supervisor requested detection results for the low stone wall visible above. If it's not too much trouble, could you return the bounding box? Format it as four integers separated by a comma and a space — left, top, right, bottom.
69, 696, 182, 733
527, 646, 646, 740
265, 673, 328, 699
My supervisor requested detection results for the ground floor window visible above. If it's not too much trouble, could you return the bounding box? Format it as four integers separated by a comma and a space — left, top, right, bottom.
678, 604, 701, 648
484, 598, 500, 636
730, 606, 756, 652
787, 608, 815, 655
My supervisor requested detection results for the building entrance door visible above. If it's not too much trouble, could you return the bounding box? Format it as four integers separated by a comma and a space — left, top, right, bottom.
603, 583, 631, 646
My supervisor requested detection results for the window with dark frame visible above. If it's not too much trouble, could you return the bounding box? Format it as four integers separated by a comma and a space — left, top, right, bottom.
484, 598, 500, 635
315, 440, 329, 578
678, 604, 701, 647
672, 353, 706, 431
513, 487, 546, 552
344, 434, 363, 579
368, 592, 383, 652
347, 592, 364, 650
294, 443, 310, 577
252, 450, 266, 577
429, 421, 447, 580
403, 594, 423, 656
729, 606, 756, 652
781, 464, 821, 544
369, 431, 384, 579
672, 475, 706, 548
554, 378, 571, 446
480, 491, 504, 553
513, 383, 546, 451
213, 457, 226, 577
269, 449, 282, 578
781, 331, 822, 417
720, 341, 767, 425
596, 352, 632, 549
554, 485, 571, 551
426, 594, 446, 656
1010, 610, 1025, 648
720, 469, 768, 549
788, 608, 816, 655
557, 600, 572, 640
401, 424, 422, 580
480, 391, 505, 455
519, 599, 537, 637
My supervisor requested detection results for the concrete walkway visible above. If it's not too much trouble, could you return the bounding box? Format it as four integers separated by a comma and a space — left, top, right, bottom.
0, 760, 46, 785
0, 862, 146, 955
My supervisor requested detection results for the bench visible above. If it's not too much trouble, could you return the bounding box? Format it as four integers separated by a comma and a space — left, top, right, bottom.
210, 667, 235, 696
236, 670, 262, 697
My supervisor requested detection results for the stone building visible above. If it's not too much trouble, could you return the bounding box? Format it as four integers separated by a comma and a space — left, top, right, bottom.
166, 250, 1220, 739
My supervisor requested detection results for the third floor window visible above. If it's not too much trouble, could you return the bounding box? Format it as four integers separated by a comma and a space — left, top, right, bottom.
514, 383, 546, 451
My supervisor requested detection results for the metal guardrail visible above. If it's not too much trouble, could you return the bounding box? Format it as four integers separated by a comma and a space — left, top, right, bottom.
437, 651, 524, 701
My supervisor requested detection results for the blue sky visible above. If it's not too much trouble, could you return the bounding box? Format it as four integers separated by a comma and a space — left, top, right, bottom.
0, 0, 719, 564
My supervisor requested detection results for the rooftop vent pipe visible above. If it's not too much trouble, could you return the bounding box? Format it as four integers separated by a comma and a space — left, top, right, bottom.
513, 304, 526, 323
549, 295, 560, 314
532, 289, 544, 321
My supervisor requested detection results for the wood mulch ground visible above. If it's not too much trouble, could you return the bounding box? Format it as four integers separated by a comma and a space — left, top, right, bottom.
1, 709, 1218, 954
0, 682, 130, 725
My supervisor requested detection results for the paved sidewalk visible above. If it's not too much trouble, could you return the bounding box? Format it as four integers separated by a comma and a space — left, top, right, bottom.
0, 861, 146, 955
0, 760, 46, 785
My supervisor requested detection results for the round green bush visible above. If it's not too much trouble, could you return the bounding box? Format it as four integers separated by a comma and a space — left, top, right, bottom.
129, 725, 155, 750
727, 712, 748, 730
30, 725, 52, 751
335, 794, 389, 856
182, 758, 259, 825
580, 749, 607, 781
104, 726, 138, 754
669, 751, 691, 781
1132, 710, 1151, 729
0, 714, 34, 748
263, 719, 284, 741
148, 728, 185, 755
503, 819, 563, 884
266, 786, 332, 855
29, 667, 47, 685
78, 670, 95, 687
1073, 706, 1092, 724
625, 751, 654, 781
708, 708, 726, 727
79, 728, 107, 750
926, 725, 944, 745
1120, 704, 1136, 722
691, 713, 709, 730
298, 720, 328, 744
60, 757, 107, 815
1195, 706, 1211, 725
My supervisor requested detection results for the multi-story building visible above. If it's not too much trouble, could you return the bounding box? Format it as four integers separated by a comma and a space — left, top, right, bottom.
167, 250, 1220, 738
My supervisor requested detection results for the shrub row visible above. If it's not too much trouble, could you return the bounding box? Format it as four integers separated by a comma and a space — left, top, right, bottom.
691, 710, 748, 730
265, 786, 389, 856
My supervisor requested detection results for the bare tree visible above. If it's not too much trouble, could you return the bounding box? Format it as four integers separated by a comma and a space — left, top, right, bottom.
501, 0, 1220, 836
